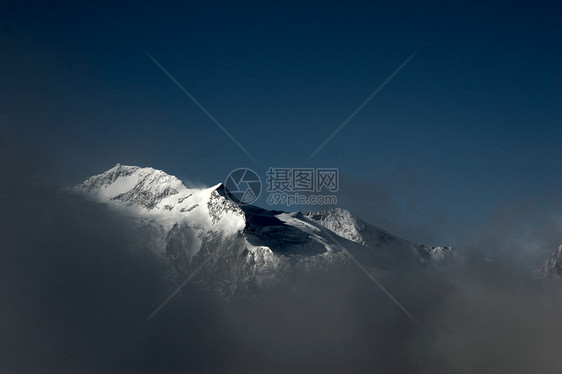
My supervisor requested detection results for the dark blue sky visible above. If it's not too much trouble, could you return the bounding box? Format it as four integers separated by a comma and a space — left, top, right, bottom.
1, 1, 561, 245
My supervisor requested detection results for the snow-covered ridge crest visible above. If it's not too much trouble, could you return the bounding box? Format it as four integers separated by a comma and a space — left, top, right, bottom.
306, 207, 458, 266
305, 208, 367, 245
74, 163, 245, 234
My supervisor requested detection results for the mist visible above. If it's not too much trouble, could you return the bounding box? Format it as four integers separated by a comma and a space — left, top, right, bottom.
2, 135, 562, 373
338, 174, 562, 268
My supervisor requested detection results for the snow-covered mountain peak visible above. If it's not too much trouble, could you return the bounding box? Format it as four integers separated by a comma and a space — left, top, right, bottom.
73, 164, 458, 297
76, 163, 183, 206
74, 164, 245, 234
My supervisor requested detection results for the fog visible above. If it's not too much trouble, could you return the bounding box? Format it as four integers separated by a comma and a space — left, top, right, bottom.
2, 135, 562, 373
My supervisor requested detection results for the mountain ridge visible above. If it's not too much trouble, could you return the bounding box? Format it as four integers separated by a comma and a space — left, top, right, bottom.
74, 164, 458, 297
